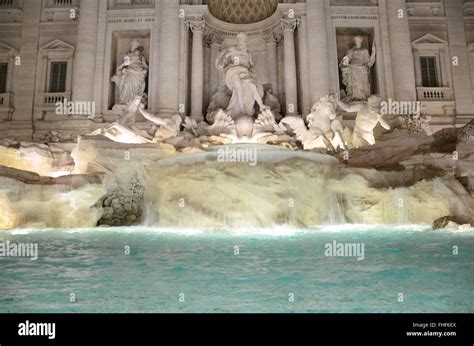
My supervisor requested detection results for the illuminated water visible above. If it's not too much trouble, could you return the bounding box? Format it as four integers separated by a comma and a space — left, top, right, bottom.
0, 225, 473, 313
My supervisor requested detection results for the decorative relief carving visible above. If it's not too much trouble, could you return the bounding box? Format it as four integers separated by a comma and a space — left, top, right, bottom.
108, 0, 155, 10
465, 1, 474, 16
180, 4, 305, 39
187, 20, 205, 33
106, 9, 155, 25
330, 6, 378, 20
207, 0, 278, 25
203, 31, 223, 47
280, 18, 299, 32
264, 31, 282, 45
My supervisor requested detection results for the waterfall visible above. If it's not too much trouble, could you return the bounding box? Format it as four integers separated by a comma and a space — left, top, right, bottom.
141, 146, 449, 229
394, 187, 410, 224
142, 147, 346, 229
323, 192, 347, 225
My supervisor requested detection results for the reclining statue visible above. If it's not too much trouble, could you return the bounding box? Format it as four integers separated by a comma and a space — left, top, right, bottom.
90, 96, 182, 144
90, 96, 153, 144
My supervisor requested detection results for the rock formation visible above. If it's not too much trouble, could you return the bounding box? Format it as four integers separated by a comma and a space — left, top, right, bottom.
0, 120, 472, 229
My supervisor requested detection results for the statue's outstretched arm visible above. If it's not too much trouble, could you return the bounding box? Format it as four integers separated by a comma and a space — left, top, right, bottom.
378, 116, 391, 130
336, 99, 363, 113
138, 108, 166, 126
281, 116, 308, 139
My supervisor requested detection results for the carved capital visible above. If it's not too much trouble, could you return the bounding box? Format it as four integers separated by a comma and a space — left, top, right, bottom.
280, 18, 299, 33
264, 30, 282, 45
204, 31, 223, 47
187, 20, 205, 33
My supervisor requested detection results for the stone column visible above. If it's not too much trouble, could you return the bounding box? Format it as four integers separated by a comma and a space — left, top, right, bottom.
386, 0, 416, 101
378, 0, 395, 99
156, 0, 181, 115
72, 0, 99, 103
178, 17, 188, 114
306, 0, 330, 104
203, 36, 211, 115
12, 0, 42, 139
93, 0, 108, 114
265, 33, 279, 99
297, 14, 311, 115
281, 18, 299, 116
445, 0, 474, 117
189, 20, 205, 121
149, 0, 162, 113
209, 33, 223, 96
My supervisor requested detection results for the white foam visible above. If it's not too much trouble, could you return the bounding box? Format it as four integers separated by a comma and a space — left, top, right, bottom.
6, 224, 470, 238
10, 229, 31, 235
228, 226, 308, 237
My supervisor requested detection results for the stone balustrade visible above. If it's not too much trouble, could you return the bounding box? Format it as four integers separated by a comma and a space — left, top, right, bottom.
42, 0, 78, 21
47, 0, 75, 7
0, 0, 22, 22
0, 0, 20, 8
42, 92, 71, 106
417, 87, 452, 101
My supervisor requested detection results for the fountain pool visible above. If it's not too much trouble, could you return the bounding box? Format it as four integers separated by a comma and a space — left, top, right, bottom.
1, 225, 473, 313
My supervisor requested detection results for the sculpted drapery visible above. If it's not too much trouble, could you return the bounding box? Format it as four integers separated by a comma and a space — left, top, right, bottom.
339, 36, 376, 102
216, 33, 267, 119
111, 39, 148, 105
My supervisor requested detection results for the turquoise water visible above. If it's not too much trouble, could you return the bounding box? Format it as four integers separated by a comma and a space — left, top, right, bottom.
0, 225, 473, 313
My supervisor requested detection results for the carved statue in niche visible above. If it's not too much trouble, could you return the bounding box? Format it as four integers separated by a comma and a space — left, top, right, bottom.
216, 32, 269, 119
111, 39, 149, 105
339, 36, 376, 102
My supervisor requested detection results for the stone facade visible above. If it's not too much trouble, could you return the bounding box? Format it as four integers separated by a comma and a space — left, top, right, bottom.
0, 0, 473, 141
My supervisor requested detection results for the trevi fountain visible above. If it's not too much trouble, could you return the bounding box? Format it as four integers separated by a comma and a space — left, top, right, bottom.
0, 0, 473, 315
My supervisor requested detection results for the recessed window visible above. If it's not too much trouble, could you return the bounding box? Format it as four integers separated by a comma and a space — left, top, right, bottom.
420, 57, 438, 87
49, 61, 67, 93
0, 62, 7, 94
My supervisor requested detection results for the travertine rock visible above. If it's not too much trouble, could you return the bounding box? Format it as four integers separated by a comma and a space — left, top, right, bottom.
97, 178, 144, 227
0, 166, 105, 229
143, 149, 473, 228
433, 216, 472, 230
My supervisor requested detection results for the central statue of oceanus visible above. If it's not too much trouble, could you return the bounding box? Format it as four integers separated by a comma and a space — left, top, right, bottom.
216, 32, 269, 119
